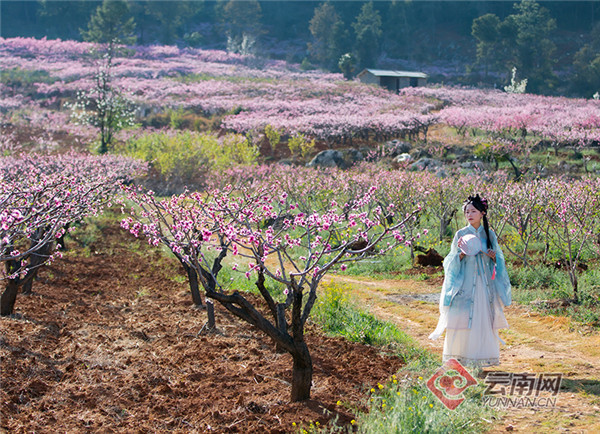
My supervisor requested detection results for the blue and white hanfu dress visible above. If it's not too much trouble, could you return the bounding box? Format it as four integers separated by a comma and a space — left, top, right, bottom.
429, 224, 511, 367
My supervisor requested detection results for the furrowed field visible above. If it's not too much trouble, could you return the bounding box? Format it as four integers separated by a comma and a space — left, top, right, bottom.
1, 37, 600, 433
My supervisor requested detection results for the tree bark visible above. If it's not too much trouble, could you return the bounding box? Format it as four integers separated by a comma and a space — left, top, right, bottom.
183, 263, 203, 306
1, 279, 19, 316
1, 260, 21, 316
291, 342, 313, 402
275, 303, 288, 353
569, 265, 579, 304
206, 299, 216, 329
21, 242, 52, 295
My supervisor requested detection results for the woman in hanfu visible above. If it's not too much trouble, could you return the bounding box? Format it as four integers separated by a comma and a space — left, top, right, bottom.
429, 194, 511, 367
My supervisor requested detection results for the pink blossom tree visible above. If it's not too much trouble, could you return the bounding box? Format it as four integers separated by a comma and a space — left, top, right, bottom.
122, 179, 420, 401
0, 153, 146, 316
536, 177, 600, 302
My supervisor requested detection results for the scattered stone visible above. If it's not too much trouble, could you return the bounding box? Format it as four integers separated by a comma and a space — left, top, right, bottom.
410, 149, 432, 160
395, 153, 412, 163
410, 158, 441, 171
306, 150, 346, 169
557, 160, 573, 173
460, 161, 486, 171
384, 139, 411, 155
505, 424, 514, 431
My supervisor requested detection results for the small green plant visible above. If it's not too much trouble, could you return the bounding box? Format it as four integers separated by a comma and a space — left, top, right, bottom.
287, 133, 316, 158
114, 130, 259, 194
358, 371, 495, 433
264, 124, 281, 156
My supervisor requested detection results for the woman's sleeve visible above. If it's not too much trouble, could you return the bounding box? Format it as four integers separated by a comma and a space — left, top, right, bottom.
429, 231, 464, 340
440, 231, 465, 306
490, 230, 512, 306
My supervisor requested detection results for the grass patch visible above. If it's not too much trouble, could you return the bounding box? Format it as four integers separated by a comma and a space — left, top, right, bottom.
338, 245, 414, 279
509, 264, 600, 328
312, 282, 426, 361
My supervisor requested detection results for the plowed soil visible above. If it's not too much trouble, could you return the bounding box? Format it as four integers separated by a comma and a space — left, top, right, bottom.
1, 223, 404, 433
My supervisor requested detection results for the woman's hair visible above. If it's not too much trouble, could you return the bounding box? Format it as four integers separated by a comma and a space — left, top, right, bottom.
463, 194, 492, 250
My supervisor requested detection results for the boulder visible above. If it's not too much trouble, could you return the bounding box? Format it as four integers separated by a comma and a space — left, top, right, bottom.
410, 158, 441, 171
306, 150, 346, 169
384, 140, 411, 156
395, 153, 412, 163
460, 161, 486, 171
343, 148, 364, 164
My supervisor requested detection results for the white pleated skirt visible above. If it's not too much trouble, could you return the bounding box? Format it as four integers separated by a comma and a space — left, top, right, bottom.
442, 274, 508, 367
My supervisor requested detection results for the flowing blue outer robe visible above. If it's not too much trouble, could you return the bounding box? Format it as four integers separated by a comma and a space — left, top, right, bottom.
429, 224, 511, 340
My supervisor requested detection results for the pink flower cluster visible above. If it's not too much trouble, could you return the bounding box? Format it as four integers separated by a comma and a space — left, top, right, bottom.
0, 152, 146, 272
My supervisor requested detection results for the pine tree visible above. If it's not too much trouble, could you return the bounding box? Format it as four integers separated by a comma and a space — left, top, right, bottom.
308, 2, 342, 70
352, 2, 382, 69
81, 0, 136, 50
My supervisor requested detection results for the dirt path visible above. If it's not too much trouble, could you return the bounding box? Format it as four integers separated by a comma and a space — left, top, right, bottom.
323, 273, 600, 433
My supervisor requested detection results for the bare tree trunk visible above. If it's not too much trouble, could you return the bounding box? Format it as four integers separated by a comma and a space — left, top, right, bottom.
569, 265, 579, 304
291, 342, 313, 402
1, 261, 21, 316
1, 280, 19, 316
275, 303, 288, 353
206, 299, 215, 329
182, 262, 203, 306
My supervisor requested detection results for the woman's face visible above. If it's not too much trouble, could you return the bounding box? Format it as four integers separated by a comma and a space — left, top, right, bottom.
464, 204, 484, 226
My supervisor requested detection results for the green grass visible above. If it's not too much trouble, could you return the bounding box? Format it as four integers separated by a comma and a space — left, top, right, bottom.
338, 245, 414, 279
308, 282, 498, 434
509, 264, 600, 328
312, 282, 426, 361
355, 372, 496, 434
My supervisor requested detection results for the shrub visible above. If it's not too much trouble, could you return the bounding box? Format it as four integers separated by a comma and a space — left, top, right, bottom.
114, 130, 259, 194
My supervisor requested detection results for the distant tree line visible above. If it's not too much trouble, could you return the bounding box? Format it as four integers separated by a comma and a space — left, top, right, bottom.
1, 0, 599, 95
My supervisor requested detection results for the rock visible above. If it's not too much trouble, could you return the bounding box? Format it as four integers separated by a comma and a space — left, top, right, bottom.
277, 158, 298, 166
557, 160, 573, 173
410, 158, 441, 171
306, 150, 346, 169
460, 161, 486, 171
395, 153, 412, 163
343, 148, 364, 164
384, 140, 411, 156
434, 168, 447, 178
410, 148, 432, 160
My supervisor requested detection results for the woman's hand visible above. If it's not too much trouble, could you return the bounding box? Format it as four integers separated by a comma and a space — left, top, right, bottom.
457, 236, 466, 252
484, 249, 496, 261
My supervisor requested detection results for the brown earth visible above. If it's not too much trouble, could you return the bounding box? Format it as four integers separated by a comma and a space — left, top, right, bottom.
0, 224, 403, 433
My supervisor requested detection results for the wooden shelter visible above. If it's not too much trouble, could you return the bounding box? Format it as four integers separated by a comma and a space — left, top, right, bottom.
357, 69, 428, 93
